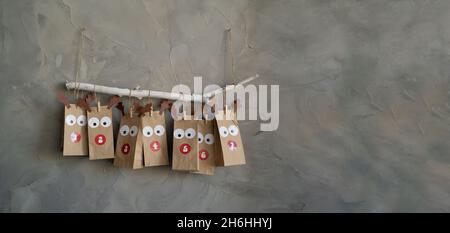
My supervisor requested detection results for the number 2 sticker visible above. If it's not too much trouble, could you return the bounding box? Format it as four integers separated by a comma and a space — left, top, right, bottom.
227, 140, 237, 151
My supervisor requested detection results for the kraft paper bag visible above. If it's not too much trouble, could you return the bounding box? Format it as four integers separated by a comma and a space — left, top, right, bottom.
63, 104, 88, 156
87, 105, 115, 160
214, 119, 225, 167
191, 119, 216, 175
214, 110, 246, 166
113, 114, 144, 169
141, 111, 169, 167
172, 117, 199, 171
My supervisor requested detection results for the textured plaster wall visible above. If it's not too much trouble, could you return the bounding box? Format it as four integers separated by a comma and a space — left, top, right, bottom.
1, 0, 450, 212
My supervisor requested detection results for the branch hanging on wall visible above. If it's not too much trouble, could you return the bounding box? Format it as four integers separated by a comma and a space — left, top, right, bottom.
65, 74, 259, 103
203, 74, 259, 98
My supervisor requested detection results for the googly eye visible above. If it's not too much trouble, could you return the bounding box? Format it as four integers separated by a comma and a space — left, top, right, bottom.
77, 115, 86, 126
185, 128, 196, 139
197, 132, 204, 144
154, 125, 165, 136
219, 126, 229, 138
65, 114, 76, 126
100, 116, 112, 128
142, 126, 153, 137
129, 126, 138, 137
88, 117, 100, 128
119, 125, 130, 136
173, 128, 185, 139
228, 125, 239, 136
205, 133, 214, 145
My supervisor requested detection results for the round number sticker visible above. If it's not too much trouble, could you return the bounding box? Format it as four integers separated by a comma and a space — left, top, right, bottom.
95, 134, 106, 145
70, 132, 81, 143
227, 140, 237, 151
198, 149, 209, 160
150, 141, 161, 152
121, 143, 130, 155
179, 143, 191, 155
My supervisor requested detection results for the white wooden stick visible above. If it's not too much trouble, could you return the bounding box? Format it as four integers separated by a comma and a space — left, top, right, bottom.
65, 74, 259, 103
66, 81, 204, 102
203, 74, 260, 98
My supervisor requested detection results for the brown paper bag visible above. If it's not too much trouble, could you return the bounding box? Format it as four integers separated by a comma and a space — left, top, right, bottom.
214, 110, 246, 166
141, 111, 169, 167
63, 104, 88, 156
113, 114, 144, 169
214, 119, 225, 167
172, 117, 199, 171
191, 119, 216, 175
87, 105, 115, 160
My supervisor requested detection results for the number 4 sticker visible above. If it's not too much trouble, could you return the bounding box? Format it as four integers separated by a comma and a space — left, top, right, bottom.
150, 141, 161, 152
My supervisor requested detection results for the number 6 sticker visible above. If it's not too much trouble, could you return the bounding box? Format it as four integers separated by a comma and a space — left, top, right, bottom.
198, 149, 209, 160
179, 143, 191, 155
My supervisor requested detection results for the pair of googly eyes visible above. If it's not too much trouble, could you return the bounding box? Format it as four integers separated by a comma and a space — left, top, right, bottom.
88, 117, 112, 128
197, 132, 214, 145
173, 128, 196, 139
142, 125, 165, 137
119, 125, 138, 137
219, 125, 239, 138
66, 115, 87, 126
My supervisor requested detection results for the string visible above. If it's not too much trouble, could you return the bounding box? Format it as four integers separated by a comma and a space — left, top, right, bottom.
227, 28, 236, 85
147, 89, 153, 116
93, 84, 99, 111
128, 89, 132, 117
74, 28, 85, 99
146, 69, 152, 114
75, 83, 80, 99
224, 28, 235, 114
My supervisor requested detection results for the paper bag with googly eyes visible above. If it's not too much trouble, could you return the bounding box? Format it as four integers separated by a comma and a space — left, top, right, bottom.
113, 114, 144, 169
87, 105, 115, 160
191, 120, 216, 175
63, 104, 89, 156
172, 117, 199, 171
214, 110, 246, 166
141, 111, 169, 167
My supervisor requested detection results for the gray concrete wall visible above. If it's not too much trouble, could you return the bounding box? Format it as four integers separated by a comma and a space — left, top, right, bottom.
1, 0, 450, 212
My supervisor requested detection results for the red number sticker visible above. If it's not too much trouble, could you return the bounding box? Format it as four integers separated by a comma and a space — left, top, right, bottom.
227, 140, 237, 151
198, 149, 209, 160
179, 143, 191, 155
95, 134, 106, 145
121, 143, 130, 155
150, 141, 161, 152
70, 132, 81, 143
